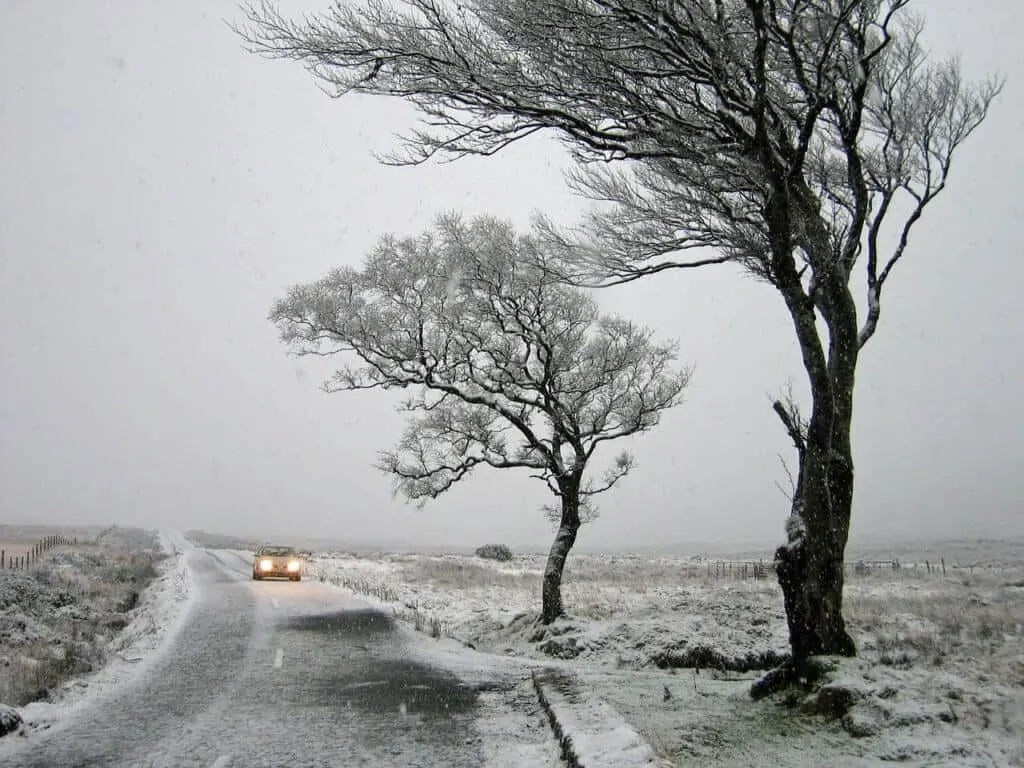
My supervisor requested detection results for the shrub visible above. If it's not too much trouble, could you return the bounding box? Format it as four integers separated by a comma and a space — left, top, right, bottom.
475, 544, 513, 562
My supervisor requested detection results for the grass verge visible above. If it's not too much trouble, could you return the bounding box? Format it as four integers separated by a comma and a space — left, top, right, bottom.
0, 527, 165, 708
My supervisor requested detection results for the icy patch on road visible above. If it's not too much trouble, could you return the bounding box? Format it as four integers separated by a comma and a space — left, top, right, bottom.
311, 556, 572, 764
12, 531, 197, 736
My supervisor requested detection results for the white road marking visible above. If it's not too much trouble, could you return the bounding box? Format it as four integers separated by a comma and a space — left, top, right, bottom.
210, 756, 232, 768
273, 648, 283, 668
271, 598, 280, 609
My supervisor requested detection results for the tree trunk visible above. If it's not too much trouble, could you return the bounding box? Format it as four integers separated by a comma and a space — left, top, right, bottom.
775, 393, 857, 666
540, 479, 581, 625
764, 184, 859, 672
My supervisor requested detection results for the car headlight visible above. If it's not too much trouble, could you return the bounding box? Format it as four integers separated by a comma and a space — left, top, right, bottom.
260, 559, 274, 570
287, 560, 300, 571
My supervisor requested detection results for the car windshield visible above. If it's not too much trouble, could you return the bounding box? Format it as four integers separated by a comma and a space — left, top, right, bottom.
260, 547, 294, 557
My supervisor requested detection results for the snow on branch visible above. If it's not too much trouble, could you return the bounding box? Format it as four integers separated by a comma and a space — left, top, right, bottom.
269, 213, 689, 517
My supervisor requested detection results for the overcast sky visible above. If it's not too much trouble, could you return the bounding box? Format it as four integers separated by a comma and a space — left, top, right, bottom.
2, 1, 1021, 551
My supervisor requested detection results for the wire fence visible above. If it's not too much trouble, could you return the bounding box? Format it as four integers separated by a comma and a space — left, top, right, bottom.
688, 556, 970, 581
1, 534, 79, 572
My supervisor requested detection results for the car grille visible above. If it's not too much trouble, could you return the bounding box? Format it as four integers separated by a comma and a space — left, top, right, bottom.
261, 560, 292, 572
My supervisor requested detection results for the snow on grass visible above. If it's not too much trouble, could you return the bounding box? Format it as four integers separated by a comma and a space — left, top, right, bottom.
0, 529, 196, 738
312, 546, 1024, 767
309, 551, 790, 670
472, 677, 566, 768
533, 668, 660, 767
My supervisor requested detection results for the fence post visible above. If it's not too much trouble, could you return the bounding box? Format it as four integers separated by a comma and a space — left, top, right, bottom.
1, 550, 4, 569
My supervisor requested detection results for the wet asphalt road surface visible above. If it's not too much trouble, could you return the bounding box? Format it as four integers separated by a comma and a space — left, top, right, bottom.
0, 549, 557, 767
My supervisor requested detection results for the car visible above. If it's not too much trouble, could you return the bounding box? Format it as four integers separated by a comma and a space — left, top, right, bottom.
252, 545, 303, 581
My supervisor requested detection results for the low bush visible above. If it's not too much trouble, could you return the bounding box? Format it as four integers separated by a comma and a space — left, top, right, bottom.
475, 544, 513, 562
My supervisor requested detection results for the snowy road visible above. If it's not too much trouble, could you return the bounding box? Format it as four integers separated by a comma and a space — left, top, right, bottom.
1, 548, 558, 767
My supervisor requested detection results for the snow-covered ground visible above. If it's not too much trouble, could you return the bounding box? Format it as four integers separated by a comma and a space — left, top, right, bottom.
307, 548, 1024, 767
0, 529, 196, 736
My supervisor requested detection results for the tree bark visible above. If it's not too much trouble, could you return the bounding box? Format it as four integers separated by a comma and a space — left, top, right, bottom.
769, 192, 859, 667
775, 348, 858, 665
775, 460, 857, 665
541, 477, 582, 625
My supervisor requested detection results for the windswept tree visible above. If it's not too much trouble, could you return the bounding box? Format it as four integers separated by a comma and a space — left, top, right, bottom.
238, 0, 1001, 672
270, 215, 689, 623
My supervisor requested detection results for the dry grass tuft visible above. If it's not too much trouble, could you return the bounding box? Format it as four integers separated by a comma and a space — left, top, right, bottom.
328, 572, 400, 603
0, 640, 105, 706
844, 578, 1024, 674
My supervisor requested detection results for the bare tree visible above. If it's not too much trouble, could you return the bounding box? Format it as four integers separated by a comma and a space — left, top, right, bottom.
270, 214, 689, 623
236, 0, 1001, 673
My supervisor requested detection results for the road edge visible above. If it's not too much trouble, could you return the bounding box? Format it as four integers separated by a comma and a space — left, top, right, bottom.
531, 668, 660, 768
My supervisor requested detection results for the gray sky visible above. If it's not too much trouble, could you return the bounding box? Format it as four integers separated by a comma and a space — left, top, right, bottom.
2, 1, 1022, 551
